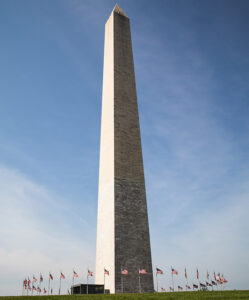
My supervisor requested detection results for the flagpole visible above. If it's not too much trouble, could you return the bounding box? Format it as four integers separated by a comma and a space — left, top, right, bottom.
87, 269, 88, 295
197, 268, 200, 291
171, 266, 174, 292
72, 273, 74, 295
121, 268, 123, 293
59, 276, 61, 295
156, 272, 158, 292
48, 273, 50, 296
103, 268, 105, 294
138, 268, 141, 293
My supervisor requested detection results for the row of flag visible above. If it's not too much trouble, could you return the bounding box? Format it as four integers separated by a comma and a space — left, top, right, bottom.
155, 267, 227, 283
22, 267, 228, 294
155, 267, 228, 292
22, 269, 94, 295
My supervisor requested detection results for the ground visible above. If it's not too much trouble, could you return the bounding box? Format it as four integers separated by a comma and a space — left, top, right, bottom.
1, 291, 249, 300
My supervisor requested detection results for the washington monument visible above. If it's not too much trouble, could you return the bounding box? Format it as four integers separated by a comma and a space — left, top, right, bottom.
95, 5, 154, 293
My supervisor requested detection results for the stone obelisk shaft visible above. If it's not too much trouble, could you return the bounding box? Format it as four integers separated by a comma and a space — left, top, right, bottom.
96, 6, 154, 293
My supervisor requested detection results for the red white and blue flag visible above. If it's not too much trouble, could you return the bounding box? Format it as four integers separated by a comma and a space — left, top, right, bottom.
193, 284, 198, 289
49, 273, 53, 280
171, 268, 178, 275
40, 274, 43, 282
169, 286, 174, 292
156, 268, 163, 274
139, 269, 147, 274
121, 269, 128, 275
73, 270, 78, 278
60, 272, 65, 279
197, 269, 199, 279
185, 267, 187, 279
104, 269, 110, 275
186, 285, 191, 289
178, 286, 183, 291
88, 270, 93, 277
161, 287, 166, 292
33, 276, 37, 283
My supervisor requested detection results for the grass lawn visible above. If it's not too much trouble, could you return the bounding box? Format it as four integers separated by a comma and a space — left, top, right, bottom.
1, 291, 249, 300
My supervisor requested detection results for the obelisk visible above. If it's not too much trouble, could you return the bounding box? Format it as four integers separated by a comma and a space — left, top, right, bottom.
95, 5, 154, 293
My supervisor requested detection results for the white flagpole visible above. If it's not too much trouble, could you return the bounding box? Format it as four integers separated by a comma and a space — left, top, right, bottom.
48, 274, 50, 296
121, 268, 123, 293
156, 271, 158, 292
59, 276, 61, 295
103, 268, 105, 294
171, 266, 174, 292
186, 268, 188, 291
138, 268, 141, 293
31, 278, 33, 296
72, 273, 74, 295
87, 269, 88, 295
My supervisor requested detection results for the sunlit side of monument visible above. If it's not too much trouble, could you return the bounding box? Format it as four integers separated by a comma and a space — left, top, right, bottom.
95, 5, 154, 293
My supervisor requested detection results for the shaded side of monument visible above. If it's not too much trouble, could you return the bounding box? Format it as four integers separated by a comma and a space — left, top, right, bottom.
95, 5, 154, 294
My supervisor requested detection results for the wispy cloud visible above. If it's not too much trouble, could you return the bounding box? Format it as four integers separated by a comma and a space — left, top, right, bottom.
0, 165, 95, 296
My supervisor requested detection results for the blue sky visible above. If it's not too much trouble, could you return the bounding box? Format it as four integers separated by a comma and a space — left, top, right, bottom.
0, 0, 249, 295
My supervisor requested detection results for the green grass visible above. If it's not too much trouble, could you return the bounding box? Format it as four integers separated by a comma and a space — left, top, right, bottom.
1, 291, 249, 300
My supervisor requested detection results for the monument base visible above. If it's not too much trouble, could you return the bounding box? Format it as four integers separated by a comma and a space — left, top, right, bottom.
71, 284, 108, 294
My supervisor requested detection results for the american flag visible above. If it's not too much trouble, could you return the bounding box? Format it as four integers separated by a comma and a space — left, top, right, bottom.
40, 274, 43, 282
156, 268, 163, 274
200, 283, 206, 288
60, 272, 65, 279
171, 268, 178, 275
49, 273, 53, 280
193, 284, 198, 289
206, 282, 212, 287
43, 288, 47, 294
23, 279, 27, 287
121, 269, 128, 275
37, 287, 41, 293
212, 280, 217, 285
215, 274, 220, 281
169, 286, 174, 292
178, 286, 183, 291
104, 269, 110, 275
88, 270, 93, 277
161, 287, 166, 292
73, 270, 78, 278
33, 275, 37, 283
206, 271, 209, 280
139, 269, 147, 274
27, 278, 31, 286
32, 285, 36, 291
185, 267, 187, 279
196, 268, 199, 279
186, 285, 191, 289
